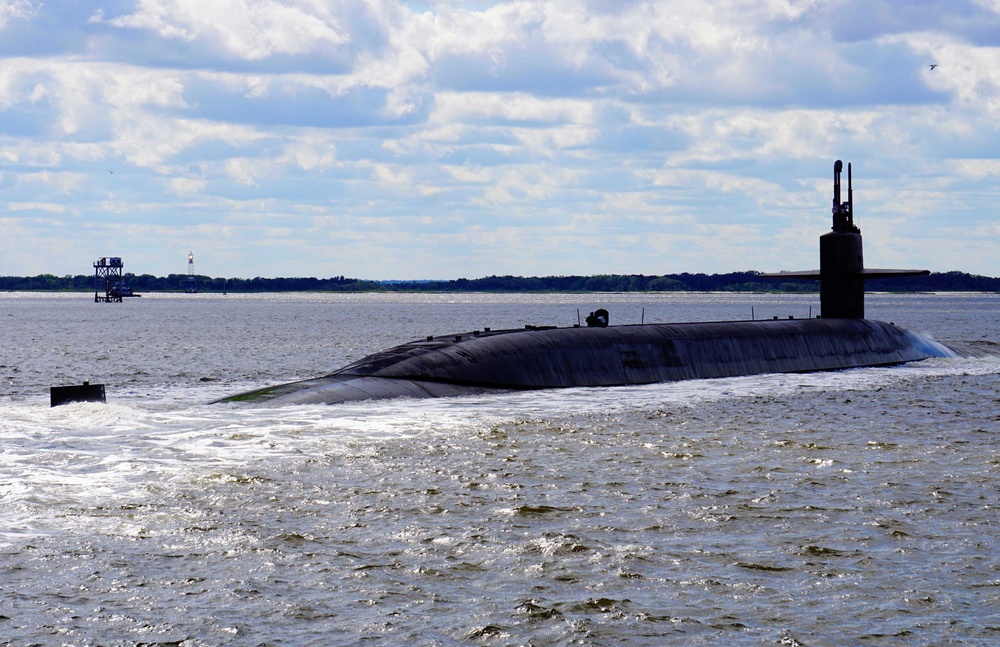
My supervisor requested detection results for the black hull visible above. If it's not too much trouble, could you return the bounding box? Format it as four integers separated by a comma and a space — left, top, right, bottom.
218, 318, 953, 406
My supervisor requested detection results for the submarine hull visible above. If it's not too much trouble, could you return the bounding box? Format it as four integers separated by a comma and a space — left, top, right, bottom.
219, 318, 953, 406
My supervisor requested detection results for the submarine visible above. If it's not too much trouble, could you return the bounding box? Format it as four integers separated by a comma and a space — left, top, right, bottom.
218, 160, 952, 406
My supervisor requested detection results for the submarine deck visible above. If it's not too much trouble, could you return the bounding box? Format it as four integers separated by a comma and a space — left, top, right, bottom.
218, 317, 952, 406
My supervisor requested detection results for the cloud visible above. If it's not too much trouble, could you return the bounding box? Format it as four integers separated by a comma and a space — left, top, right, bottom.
7, 200, 72, 213
99, 0, 351, 60
113, 115, 266, 167
0, 0, 37, 29
170, 176, 206, 194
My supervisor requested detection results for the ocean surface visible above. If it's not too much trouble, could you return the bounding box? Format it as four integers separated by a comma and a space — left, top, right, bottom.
2, 291, 998, 646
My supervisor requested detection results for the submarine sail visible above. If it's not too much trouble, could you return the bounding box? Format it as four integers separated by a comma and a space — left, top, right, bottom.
218, 160, 952, 407
758, 160, 930, 318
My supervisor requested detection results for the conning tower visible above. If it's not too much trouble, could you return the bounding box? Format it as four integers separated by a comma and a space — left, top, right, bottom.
821, 160, 864, 318
763, 160, 929, 319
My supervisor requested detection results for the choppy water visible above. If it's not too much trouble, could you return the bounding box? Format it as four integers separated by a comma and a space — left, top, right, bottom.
2, 291, 999, 646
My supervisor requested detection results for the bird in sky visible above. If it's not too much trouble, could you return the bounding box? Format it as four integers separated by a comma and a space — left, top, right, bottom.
929, 64, 938, 70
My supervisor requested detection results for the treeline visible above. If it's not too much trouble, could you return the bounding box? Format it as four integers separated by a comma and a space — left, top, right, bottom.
389, 272, 782, 292
383, 271, 1000, 292
3, 270, 998, 293
0, 274, 382, 292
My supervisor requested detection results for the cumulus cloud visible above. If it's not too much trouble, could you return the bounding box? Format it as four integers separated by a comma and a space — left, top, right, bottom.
113, 116, 265, 167
99, 0, 350, 59
170, 176, 206, 194
0, 0, 37, 29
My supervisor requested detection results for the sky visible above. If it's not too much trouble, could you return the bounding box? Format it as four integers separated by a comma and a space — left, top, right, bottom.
1, 0, 999, 281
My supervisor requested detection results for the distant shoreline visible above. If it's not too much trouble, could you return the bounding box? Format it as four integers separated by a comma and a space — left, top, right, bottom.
3, 270, 998, 293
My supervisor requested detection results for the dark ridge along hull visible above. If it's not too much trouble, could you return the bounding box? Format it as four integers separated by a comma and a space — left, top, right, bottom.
219, 318, 953, 406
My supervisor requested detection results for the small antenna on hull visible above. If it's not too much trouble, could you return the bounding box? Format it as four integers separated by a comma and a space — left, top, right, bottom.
832, 160, 859, 233
833, 160, 842, 207
847, 162, 853, 227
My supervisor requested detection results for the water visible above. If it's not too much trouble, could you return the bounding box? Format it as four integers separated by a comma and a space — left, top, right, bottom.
2, 291, 999, 646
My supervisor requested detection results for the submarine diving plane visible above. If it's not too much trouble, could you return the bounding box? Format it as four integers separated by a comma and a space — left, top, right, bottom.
218, 161, 951, 406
